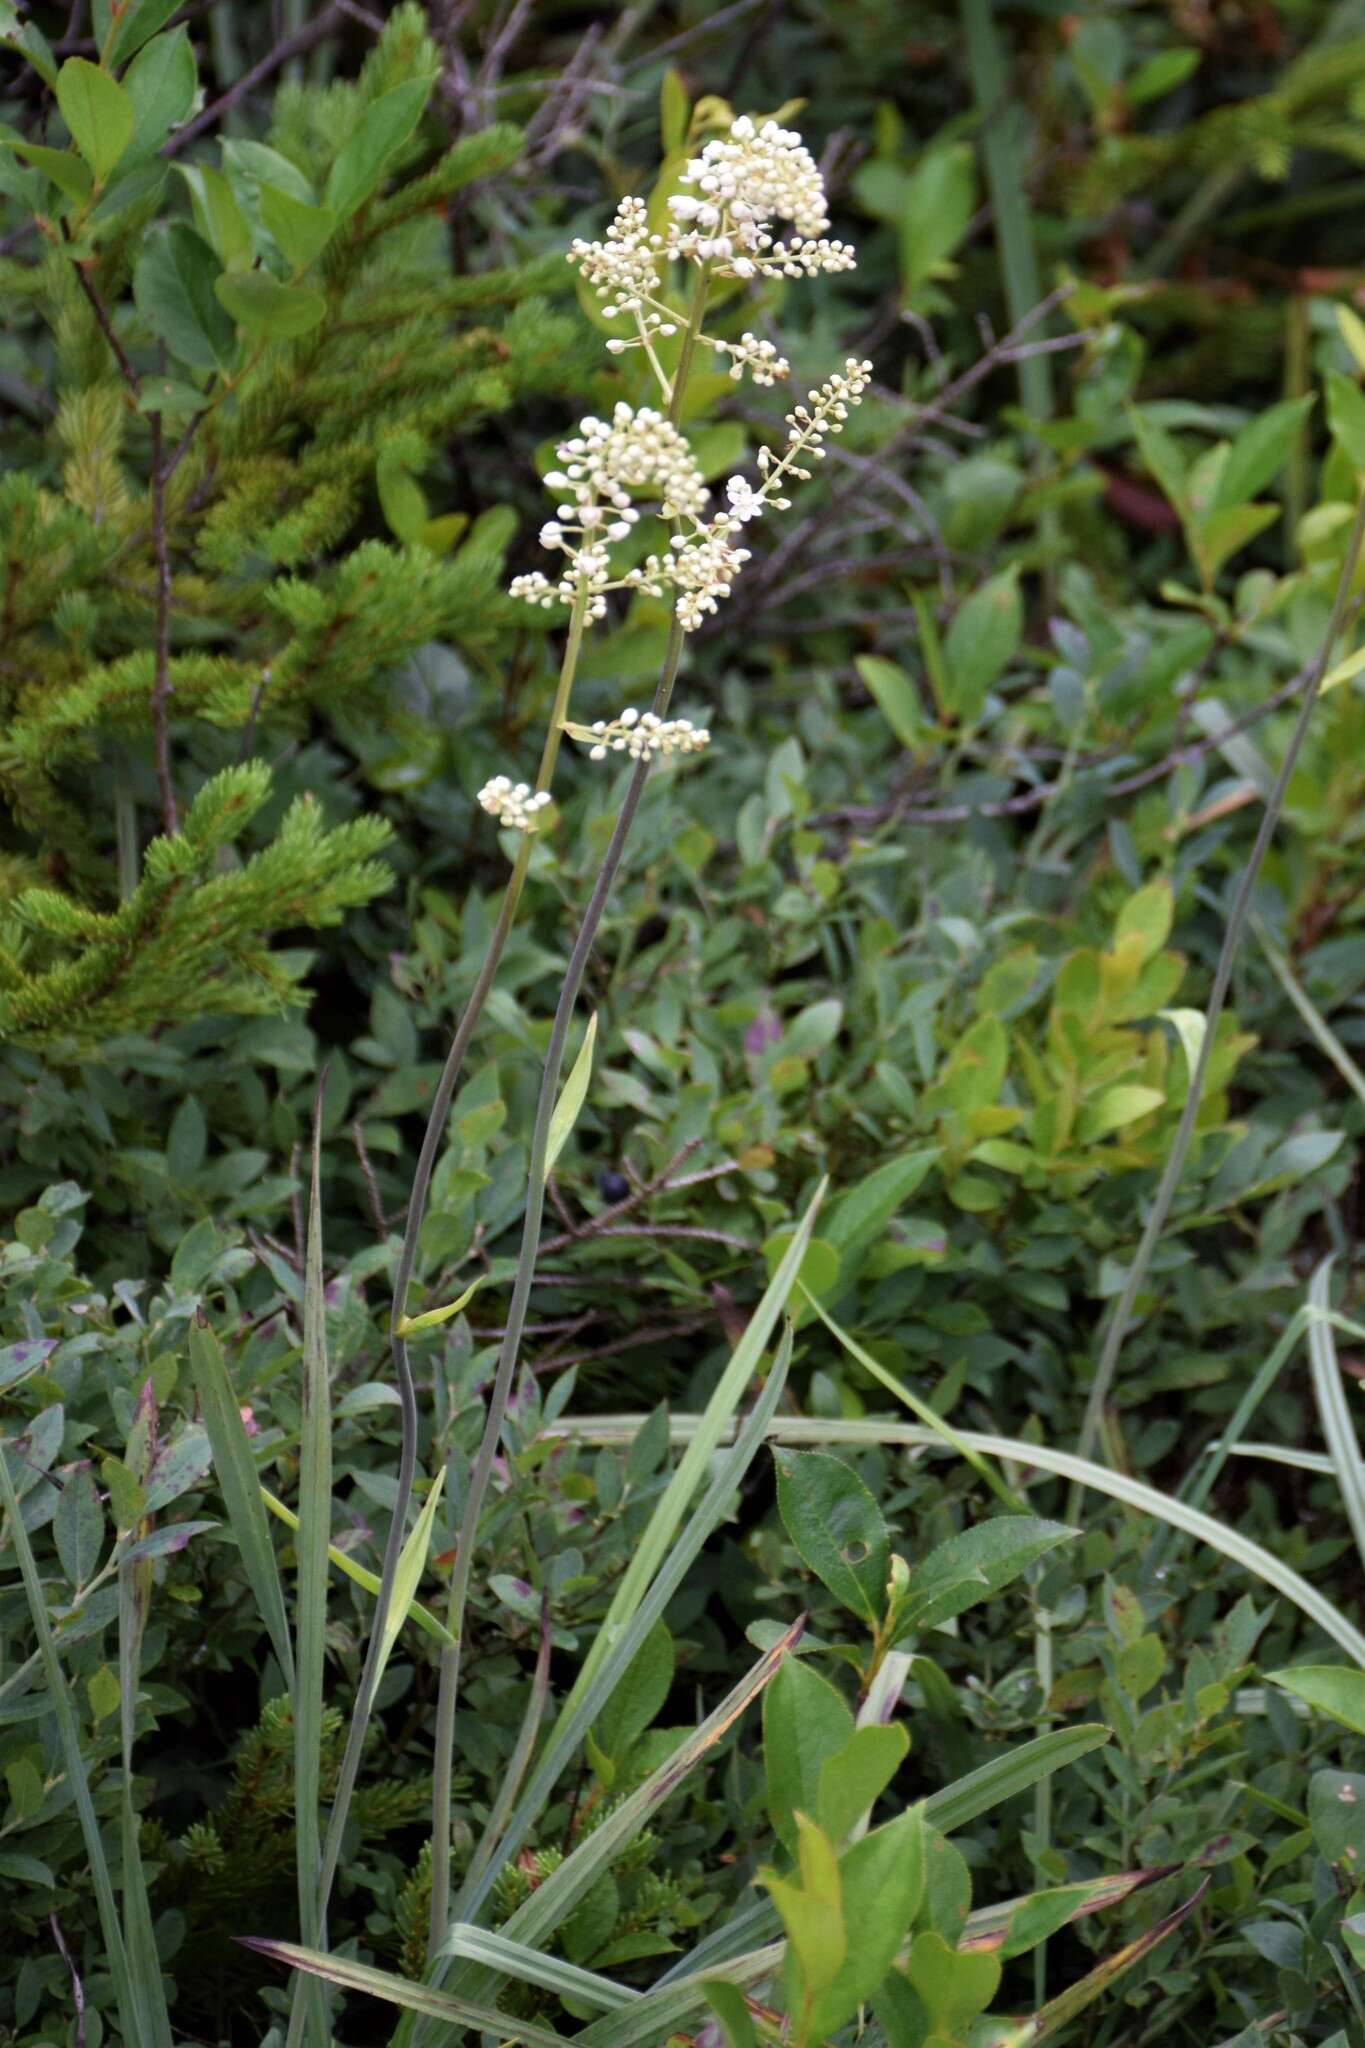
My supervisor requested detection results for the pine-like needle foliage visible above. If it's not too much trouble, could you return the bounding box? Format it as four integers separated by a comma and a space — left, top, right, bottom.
0, 5, 578, 1053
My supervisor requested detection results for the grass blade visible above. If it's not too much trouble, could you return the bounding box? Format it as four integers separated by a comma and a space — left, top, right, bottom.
445, 1621, 804, 2005
550, 1415, 1365, 1666
260, 1486, 454, 1647
377, 1468, 446, 1677
1307, 1255, 1365, 1574
924, 1725, 1112, 1834
559, 1185, 824, 1720
189, 1312, 295, 1688
0, 1435, 139, 2038
289, 1095, 332, 2047
457, 1338, 794, 1926
544, 1010, 597, 1179
239, 1940, 571, 2045
1018, 1877, 1210, 2041
451, 1595, 552, 1914
117, 1515, 173, 2044
442, 1925, 638, 2011
1253, 915, 1365, 1109
801, 1286, 1027, 1512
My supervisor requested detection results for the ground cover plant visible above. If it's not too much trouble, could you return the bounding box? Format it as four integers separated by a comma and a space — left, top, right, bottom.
7, 2, 1365, 2044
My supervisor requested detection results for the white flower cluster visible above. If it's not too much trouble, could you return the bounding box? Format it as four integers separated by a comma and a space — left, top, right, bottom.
477, 776, 552, 832
575, 707, 711, 762
713, 332, 790, 385
569, 196, 676, 354
666, 116, 855, 279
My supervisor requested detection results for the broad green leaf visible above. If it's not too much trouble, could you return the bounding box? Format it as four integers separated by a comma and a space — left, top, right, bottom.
1075, 1084, 1164, 1143
905, 1928, 1001, 2034
1309, 1770, 1365, 1868
890, 1517, 1073, 1643
774, 1447, 890, 1624
591, 1621, 673, 1766
767, 1814, 845, 2007
260, 184, 337, 273
810, 1810, 929, 2031
942, 567, 1021, 721
1322, 642, 1365, 693
817, 1723, 909, 1845
215, 270, 326, 339
134, 223, 236, 372
377, 443, 429, 545
1327, 369, 1365, 472
1128, 405, 1188, 511
701, 1981, 756, 2048
188, 1315, 294, 1686
324, 76, 431, 220
174, 163, 252, 269
9, 142, 92, 205
56, 57, 132, 183
123, 26, 196, 161
108, 0, 181, 64
53, 1466, 104, 1587
3, 18, 58, 88
660, 68, 689, 155
824, 1147, 940, 1263
764, 1654, 854, 1854
544, 1011, 596, 1179
855, 654, 928, 751
1268, 1665, 1365, 1736
1211, 394, 1314, 510
1113, 880, 1173, 962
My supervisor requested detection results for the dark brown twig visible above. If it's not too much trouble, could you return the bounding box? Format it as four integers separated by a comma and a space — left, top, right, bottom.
163, 5, 345, 156
71, 259, 141, 396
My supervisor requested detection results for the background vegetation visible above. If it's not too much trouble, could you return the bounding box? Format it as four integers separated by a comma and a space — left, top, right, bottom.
7, 1, 1365, 2043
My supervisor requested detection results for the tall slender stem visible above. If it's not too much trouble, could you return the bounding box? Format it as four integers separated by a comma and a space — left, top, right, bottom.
423, 263, 713, 1964
293, 591, 594, 2009
1071, 488, 1365, 1496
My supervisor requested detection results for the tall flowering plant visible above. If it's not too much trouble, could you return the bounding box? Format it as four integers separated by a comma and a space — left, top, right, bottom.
277, 112, 876, 2018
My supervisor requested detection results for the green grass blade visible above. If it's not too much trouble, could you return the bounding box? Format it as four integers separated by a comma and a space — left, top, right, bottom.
559, 1185, 824, 1720
801, 1286, 1026, 1511
443, 1925, 638, 2010
118, 1544, 173, 2045
189, 1313, 296, 1688
378, 1468, 446, 1676
1017, 1878, 1210, 2041
457, 1341, 793, 1927
289, 1098, 332, 2047
1223, 1443, 1335, 1473
1254, 916, 1365, 1109
449, 1586, 551, 1919
0, 1436, 139, 2037
1307, 1255, 1365, 1573
550, 1415, 1365, 1666
260, 1486, 454, 1647
923, 1725, 1112, 1834
238, 1940, 571, 2045
446, 1622, 804, 2004
573, 1948, 783, 2048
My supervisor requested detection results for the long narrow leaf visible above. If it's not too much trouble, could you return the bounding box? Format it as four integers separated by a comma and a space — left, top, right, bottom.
118, 1531, 173, 2044
260, 1486, 454, 1647
377, 1468, 446, 1677
0, 1439, 139, 2037
443, 1925, 638, 2010
1018, 1877, 1210, 2041
451, 1590, 552, 1916
189, 1314, 295, 1687
445, 1622, 804, 2011
559, 1185, 824, 1718
290, 1099, 332, 2047
1307, 1256, 1365, 1574
544, 1010, 597, 1179
238, 1940, 570, 2045
551, 1415, 1365, 1666
924, 1725, 1113, 1835
456, 1339, 794, 1929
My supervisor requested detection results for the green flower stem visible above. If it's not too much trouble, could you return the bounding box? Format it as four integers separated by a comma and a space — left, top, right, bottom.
295, 590, 593, 1988
1071, 486, 1365, 1494
422, 262, 713, 1969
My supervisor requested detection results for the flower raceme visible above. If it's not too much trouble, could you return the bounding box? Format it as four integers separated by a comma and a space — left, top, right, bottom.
490, 112, 869, 823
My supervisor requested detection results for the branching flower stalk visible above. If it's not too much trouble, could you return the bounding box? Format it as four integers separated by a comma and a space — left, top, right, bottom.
278, 114, 875, 1996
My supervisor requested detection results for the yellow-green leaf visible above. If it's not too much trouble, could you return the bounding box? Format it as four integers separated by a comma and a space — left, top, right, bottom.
544, 1011, 596, 1180
56, 57, 133, 184
396, 1277, 481, 1337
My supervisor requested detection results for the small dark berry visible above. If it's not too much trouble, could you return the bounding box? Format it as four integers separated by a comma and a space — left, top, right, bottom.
598, 1170, 630, 1203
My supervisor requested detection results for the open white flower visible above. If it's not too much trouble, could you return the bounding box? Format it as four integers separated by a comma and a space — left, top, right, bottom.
568, 706, 712, 762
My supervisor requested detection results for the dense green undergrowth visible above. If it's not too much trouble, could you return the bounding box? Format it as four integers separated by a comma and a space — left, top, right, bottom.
6, 2, 1365, 2044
